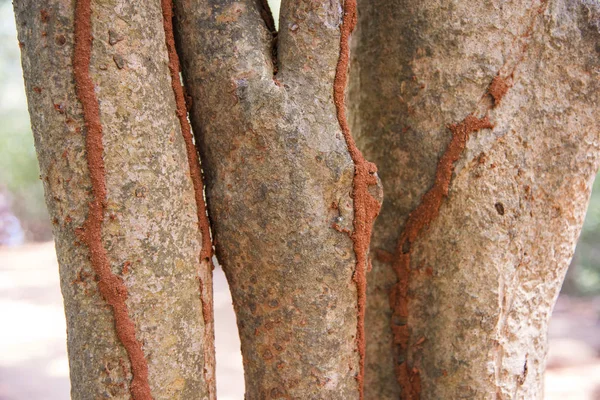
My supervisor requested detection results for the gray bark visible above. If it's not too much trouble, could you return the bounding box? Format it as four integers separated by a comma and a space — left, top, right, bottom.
14, 0, 215, 398
350, 0, 600, 398
14, 0, 600, 399
174, 0, 381, 398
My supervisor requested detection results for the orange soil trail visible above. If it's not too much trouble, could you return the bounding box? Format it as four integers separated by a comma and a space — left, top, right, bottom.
161, 0, 216, 396
73, 0, 152, 398
333, 1, 382, 397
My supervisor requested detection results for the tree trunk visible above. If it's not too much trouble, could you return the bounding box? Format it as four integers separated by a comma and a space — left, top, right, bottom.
14, 0, 600, 399
14, 0, 215, 398
173, 0, 381, 397
350, 0, 600, 398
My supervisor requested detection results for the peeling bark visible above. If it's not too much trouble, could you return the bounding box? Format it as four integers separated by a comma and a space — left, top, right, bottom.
14, 0, 215, 398
351, 0, 600, 398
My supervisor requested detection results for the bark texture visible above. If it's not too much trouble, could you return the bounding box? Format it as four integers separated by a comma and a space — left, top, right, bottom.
14, 0, 215, 398
174, 0, 381, 398
350, 0, 600, 398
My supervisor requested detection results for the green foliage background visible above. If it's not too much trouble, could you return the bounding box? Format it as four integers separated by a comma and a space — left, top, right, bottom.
0, 0, 50, 241
565, 177, 600, 295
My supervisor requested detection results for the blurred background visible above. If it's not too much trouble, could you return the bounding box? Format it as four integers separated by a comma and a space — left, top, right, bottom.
0, 0, 599, 398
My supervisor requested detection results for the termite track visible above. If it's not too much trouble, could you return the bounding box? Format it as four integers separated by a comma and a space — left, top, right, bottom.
391, 115, 494, 400
390, 2, 549, 398
73, 0, 152, 398
161, 0, 216, 397
161, 0, 213, 263
333, 0, 382, 398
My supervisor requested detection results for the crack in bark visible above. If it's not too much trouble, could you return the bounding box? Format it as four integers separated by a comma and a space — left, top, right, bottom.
73, 0, 152, 398
493, 270, 518, 399
161, 1, 216, 397
258, 0, 276, 33
257, 0, 279, 75
390, 2, 550, 398
494, 237, 529, 399
333, 0, 382, 397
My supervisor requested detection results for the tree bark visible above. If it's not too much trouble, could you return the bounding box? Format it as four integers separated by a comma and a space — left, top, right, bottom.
174, 0, 381, 398
350, 0, 600, 398
14, 0, 215, 398
14, 0, 600, 398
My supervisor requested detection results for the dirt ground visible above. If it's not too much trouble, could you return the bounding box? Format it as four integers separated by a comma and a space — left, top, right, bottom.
1, 242, 599, 399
